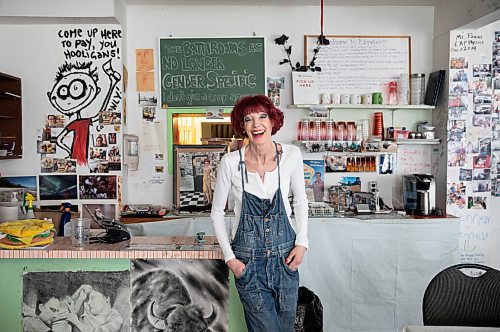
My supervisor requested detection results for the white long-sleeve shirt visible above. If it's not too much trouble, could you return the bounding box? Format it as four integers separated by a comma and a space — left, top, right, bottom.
210, 143, 309, 262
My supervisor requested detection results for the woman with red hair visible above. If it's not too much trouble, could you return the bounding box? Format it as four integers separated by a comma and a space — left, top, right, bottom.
211, 95, 309, 331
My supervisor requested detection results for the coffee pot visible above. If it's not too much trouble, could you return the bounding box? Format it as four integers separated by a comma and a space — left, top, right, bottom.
403, 174, 436, 215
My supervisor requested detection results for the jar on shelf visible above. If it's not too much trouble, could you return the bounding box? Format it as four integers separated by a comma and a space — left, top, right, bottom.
346, 121, 356, 141
311, 119, 322, 141
324, 120, 334, 142
336, 121, 346, 141
411, 73, 426, 105
297, 119, 309, 141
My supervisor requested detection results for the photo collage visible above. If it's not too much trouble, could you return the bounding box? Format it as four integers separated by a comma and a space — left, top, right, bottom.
447, 31, 500, 211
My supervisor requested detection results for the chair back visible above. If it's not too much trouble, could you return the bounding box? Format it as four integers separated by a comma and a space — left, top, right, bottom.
423, 263, 500, 327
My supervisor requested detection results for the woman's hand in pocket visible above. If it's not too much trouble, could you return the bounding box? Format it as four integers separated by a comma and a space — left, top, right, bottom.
227, 258, 246, 278
286, 245, 307, 271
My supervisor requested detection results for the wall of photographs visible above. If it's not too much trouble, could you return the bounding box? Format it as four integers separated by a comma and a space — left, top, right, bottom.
0, 25, 123, 220
447, 24, 500, 265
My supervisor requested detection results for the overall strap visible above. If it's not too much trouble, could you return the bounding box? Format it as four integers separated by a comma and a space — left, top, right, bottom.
274, 142, 281, 188
238, 147, 248, 188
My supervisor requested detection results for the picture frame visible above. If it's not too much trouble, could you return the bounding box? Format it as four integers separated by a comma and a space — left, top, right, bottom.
173, 144, 227, 213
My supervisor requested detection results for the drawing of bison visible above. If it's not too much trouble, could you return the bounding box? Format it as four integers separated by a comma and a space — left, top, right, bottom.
131, 269, 217, 332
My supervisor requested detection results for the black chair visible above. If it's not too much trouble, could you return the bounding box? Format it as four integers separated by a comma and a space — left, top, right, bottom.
423, 263, 500, 327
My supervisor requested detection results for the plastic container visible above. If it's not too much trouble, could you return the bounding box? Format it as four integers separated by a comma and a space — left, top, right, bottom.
399, 73, 409, 105
71, 218, 91, 248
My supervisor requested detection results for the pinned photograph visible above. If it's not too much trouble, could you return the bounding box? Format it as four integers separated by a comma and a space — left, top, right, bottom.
79, 175, 117, 199
447, 182, 466, 209
473, 168, 490, 180
379, 153, 394, 174
82, 203, 116, 228
451, 69, 467, 82
37, 141, 56, 154
108, 132, 117, 145
138, 92, 157, 106
449, 82, 468, 96
473, 103, 492, 115
99, 111, 122, 125
473, 64, 492, 77
450, 57, 468, 69
93, 134, 108, 147
470, 77, 490, 93
205, 107, 225, 119
155, 165, 164, 173
90, 147, 107, 160
472, 114, 491, 128
45, 114, 65, 128
459, 168, 472, 181
142, 106, 156, 122
173, 145, 226, 212
155, 153, 164, 160
39, 175, 78, 200
448, 95, 468, 108
41, 157, 77, 173
472, 180, 490, 192
468, 196, 487, 209
0, 176, 37, 203
341, 176, 361, 192
303, 160, 325, 203
108, 146, 121, 163
324, 155, 347, 172
89, 159, 109, 173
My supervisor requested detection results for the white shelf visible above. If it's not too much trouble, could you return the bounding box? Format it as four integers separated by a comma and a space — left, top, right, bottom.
395, 139, 441, 145
289, 104, 435, 110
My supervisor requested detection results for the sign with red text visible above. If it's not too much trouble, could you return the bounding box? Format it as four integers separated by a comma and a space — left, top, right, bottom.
292, 72, 319, 105
396, 145, 432, 174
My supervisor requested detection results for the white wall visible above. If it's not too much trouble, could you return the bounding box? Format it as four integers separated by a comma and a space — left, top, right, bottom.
124, 5, 435, 206
431, 0, 500, 268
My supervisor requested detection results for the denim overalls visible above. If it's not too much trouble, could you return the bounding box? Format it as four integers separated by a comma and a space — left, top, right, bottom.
232, 143, 299, 332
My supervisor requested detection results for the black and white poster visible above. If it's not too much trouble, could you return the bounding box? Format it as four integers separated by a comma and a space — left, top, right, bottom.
22, 271, 130, 332
131, 259, 229, 332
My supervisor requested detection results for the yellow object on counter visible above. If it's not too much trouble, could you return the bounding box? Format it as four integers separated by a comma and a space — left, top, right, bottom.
0, 219, 54, 237
0, 219, 55, 248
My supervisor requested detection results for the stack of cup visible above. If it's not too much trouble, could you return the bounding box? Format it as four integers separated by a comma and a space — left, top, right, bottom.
373, 112, 384, 139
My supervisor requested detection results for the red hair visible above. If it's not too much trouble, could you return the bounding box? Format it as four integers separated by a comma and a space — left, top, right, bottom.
231, 95, 284, 136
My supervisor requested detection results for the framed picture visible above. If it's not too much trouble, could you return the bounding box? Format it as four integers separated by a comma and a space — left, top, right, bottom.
173, 145, 227, 212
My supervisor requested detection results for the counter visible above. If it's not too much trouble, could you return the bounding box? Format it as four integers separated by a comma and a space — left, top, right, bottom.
0, 236, 223, 259
0, 215, 459, 332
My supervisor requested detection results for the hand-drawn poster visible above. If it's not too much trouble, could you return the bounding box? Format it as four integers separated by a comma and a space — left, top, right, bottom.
43, 26, 123, 177
131, 259, 229, 332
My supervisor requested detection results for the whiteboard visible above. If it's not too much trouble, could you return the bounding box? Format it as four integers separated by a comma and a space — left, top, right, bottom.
304, 35, 411, 94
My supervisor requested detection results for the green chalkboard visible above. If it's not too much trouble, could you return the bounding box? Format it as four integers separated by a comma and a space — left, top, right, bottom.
159, 37, 265, 108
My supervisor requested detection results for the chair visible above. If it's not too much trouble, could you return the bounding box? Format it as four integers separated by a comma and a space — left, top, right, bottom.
422, 263, 500, 327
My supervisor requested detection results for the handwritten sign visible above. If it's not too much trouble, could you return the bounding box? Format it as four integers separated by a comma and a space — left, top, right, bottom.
451, 31, 485, 53
159, 37, 265, 108
304, 35, 410, 94
396, 145, 431, 174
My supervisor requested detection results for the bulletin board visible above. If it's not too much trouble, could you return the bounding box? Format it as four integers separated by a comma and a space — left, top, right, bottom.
158, 37, 266, 108
304, 35, 411, 94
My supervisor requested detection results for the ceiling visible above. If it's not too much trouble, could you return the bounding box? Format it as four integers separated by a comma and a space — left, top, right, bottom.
124, 0, 437, 6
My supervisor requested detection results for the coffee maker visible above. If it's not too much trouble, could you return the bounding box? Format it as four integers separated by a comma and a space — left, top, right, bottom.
403, 174, 436, 215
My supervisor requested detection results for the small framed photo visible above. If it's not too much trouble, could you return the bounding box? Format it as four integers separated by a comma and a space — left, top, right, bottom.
173, 145, 227, 213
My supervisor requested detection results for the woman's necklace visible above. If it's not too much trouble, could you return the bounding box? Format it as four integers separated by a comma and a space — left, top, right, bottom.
245, 144, 276, 181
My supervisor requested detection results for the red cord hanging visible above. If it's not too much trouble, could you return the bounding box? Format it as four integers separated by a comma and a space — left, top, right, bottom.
320, 0, 324, 36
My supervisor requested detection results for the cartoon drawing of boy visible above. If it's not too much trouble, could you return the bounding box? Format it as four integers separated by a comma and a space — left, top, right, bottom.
47, 59, 121, 165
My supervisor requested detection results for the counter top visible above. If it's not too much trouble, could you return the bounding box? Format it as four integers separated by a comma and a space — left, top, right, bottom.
0, 236, 223, 259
